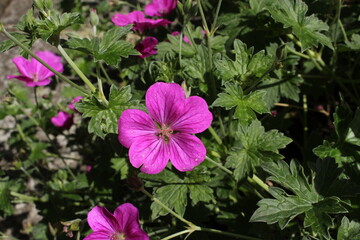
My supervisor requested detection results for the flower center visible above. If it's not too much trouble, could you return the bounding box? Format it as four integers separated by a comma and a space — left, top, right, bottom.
156, 124, 174, 143
32, 73, 39, 82
110, 232, 126, 240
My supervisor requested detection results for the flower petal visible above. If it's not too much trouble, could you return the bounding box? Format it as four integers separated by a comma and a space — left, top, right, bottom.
11, 56, 31, 77
144, 3, 160, 17
171, 96, 213, 134
129, 137, 169, 174
32, 51, 63, 80
83, 231, 111, 240
145, 82, 185, 125
6, 75, 33, 84
111, 11, 145, 26
118, 109, 157, 149
169, 133, 206, 172
87, 206, 119, 232
114, 203, 149, 239
133, 19, 171, 32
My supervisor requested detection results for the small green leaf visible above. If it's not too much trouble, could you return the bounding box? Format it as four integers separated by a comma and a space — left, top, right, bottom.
338, 217, 360, 240
214, 39, 274, 84
345, 34, 360, 50
67, 26, 139, 66
225, 120, 292, 180
111, 158, 129, 180
76, 85, 139, 139
151, 184, 188, 219
0, 181, 13, 215
212, 82, 269, 124
266, 0, 333, 51
188, 185, 214, 205
251, 159, 349, 239
37, 12, 82, 42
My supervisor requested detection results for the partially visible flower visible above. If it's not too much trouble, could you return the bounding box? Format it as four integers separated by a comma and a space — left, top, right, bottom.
84, 203, 149, 240
144, 0, 177, 17
171, 30, 206, 44
135, 37, 158, 58
112, 10, 171, 32
51, 111, 73, 129
118, 82, 213, 174
171, 31, 190, 44
7, 51, 63, 87
68, 96, 83, 112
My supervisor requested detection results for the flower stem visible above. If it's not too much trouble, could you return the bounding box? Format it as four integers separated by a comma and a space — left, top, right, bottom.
140, 188, 195, 227
161, 229, 194, 240
205, 156, 232, 175
0, 27, 89, 95
208, 126, 222, 145
200, 227, 262, 240
250, 175, 269, 193
211, 0, 223, 34
57, 44, 96, 92
196, 0, 209, 33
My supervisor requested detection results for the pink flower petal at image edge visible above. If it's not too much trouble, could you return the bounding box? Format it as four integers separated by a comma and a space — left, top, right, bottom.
7, 51, 63, 87
68, 96, 83, 111
51, 111, 73, 129
111, 10, 171, 32
171, 30, 206, 44
135, 37, 158, 58
118, 82, 213, 174
84, 203, 149, 240
144, 0, 177, 17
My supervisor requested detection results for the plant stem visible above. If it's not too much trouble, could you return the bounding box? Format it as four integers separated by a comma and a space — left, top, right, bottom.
285, 45, 310, 59
338, 19, 348, 42
196, 0, 209, 33
201, 227, 262, 240
162, 229, 194, 240
140, 188, 195, 227
302, 94, 308, 151
99, 62, 113, 84
208, 126, 223, 145
211, 0, 223, 34
250, 175, 269, 193
96, 63, 109, 106
205, 156, 232, 175
57, 44, 96, 92
0, 28, 89, 95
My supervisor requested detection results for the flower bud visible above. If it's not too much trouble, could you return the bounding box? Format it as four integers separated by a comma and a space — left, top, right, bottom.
0, 22, 4, 32
33, 0, 44, 10
43, 0, 53, 10
127, 175, 144, 191
90, 9, 99, 26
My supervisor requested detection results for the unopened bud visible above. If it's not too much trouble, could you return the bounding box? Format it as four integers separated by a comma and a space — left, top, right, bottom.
127, 175, 144, 191
181, 81, 191, 98
0, 22, 4, 32
33, 0, 44, 10
90, 9, 99, 26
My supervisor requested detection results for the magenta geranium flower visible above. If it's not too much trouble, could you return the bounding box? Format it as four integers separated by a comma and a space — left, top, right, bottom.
144, 0, 177, 17
112, 10, 171, 32
84, 203, 149, 240
135, 37, 158, 58
68, 96, 83, 112
7, 51, 63, 87
118, 82, 213, 174
51, 111, 73, 129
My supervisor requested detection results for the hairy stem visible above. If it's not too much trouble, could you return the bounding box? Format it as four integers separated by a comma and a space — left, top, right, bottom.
57, 45, 96, 92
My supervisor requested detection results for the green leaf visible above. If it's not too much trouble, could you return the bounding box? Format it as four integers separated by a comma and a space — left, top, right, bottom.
266, 0, 333, 51
37, 12, 82, 42
212, 82, 269, 125
188, 185, 214, 205
111, 158, 129, 180
28, 142, 49, 163
345, 34, 360, 50
225, 120, 291, 180
251, 160, 348, 239
214, 40, 273, 84
151, 184, 188, 219
67, 26, 139, 66
0, 181, 13, 215
250, 187, 313, 229
76, 85, 139, 139
338, 217, 360, 240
